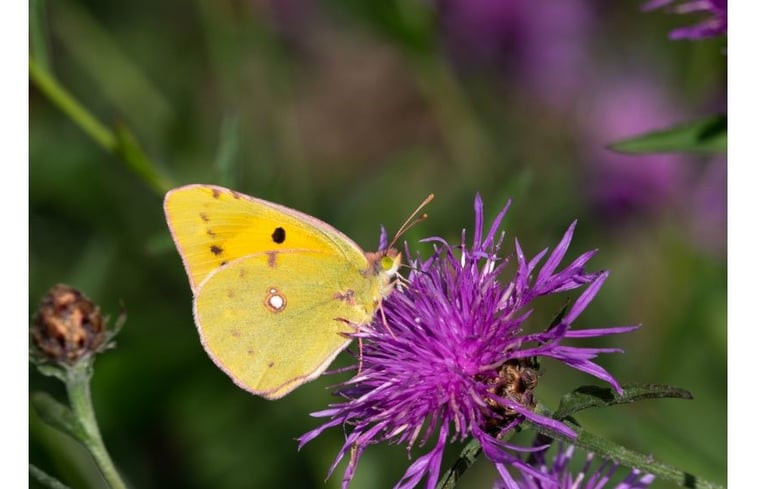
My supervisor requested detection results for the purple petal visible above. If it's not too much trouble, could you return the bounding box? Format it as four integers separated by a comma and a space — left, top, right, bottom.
482, 199, 511, 250
536, 220, 577, 284
495, 396, 576, 438
473, 193, 484, 249
379, 225, 388, 250
563, 271, 609, 324
564, 324, 641, 338
395, 425, 448, 489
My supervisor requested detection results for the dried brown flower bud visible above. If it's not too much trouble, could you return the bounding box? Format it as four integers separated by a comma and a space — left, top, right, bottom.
31, 284, 106, 364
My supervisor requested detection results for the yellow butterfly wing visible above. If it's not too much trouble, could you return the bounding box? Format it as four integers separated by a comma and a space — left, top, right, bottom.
164, 184, 369, 292
164, 184, 394, 399
194, 251, 379, 399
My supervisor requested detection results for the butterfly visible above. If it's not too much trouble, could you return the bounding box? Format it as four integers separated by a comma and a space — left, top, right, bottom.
164, 185, 430, 399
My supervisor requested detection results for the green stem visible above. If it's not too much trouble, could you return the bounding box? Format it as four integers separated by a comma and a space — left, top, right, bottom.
29, 57, 116, 151
65, 362, 127, 489
29, 464, 72, 489
29, 57, 174, 195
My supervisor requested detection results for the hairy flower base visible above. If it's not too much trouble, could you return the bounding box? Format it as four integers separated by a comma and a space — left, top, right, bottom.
299, 196, 639, 489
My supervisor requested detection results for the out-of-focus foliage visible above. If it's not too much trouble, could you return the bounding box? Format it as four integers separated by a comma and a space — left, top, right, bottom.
611, 115, 726, 154
29, 0, 726, 488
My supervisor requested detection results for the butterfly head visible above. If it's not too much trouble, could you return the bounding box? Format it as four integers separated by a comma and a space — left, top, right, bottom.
366, 249, 402, 298
368, 193, 433, 299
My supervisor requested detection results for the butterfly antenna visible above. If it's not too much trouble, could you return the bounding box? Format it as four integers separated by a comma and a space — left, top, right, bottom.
388, 193, 434, 250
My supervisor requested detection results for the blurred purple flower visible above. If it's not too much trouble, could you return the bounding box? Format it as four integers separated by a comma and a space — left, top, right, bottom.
435, 0, 593, 107
643, 0, 727, 40
497, 440, 655, 489
579, 75, 691, 221
688, 156, 727, 255
299, 196, 639, 489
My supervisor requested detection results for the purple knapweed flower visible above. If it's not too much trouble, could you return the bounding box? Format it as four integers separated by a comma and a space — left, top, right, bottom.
498, 439, 655, 489
578, 74, 691, 221
643, 0, 727, 40
299, 196, 639, 489
434, 0, 594, 109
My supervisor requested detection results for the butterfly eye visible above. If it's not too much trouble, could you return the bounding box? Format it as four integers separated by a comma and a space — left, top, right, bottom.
380, 253, 401, 275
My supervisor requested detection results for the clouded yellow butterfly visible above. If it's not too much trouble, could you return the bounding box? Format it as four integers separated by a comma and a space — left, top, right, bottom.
164, 185, 414, 399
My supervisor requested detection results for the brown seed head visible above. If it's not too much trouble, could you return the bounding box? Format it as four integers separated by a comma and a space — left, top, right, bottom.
31, 284, 106, 364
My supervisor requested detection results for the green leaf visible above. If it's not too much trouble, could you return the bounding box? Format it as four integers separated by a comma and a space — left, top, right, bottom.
102, 305, 127, 351
435, 438, 482, 489
554, 383, 693, 420
525, 417, 722, 489
609, 115, 726, 154
32, 363, 67, 382
30, 392, 85, 443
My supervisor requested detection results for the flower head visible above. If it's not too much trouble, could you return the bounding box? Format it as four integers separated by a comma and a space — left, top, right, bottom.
31, 284, 107, 365
499, 438, 655, 489
643, 0, 727, 40
30, 284, 125, 374
299, 196, 638, 489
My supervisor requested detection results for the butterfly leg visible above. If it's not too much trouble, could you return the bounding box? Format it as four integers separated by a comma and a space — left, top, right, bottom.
378, 300, 397, 339
357, 336, 364, 375
393, 273, 411, 290
336, 316, 367, 375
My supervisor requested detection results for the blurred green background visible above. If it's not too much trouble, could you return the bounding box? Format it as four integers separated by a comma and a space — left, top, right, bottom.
29, 0, 726, 487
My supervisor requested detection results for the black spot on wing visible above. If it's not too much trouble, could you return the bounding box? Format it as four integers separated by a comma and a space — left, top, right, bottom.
272, 227, 286, 244
210, 245, 223, 256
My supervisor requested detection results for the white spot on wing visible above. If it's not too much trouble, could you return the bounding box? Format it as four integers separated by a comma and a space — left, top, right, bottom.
264, 287, 287, 312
